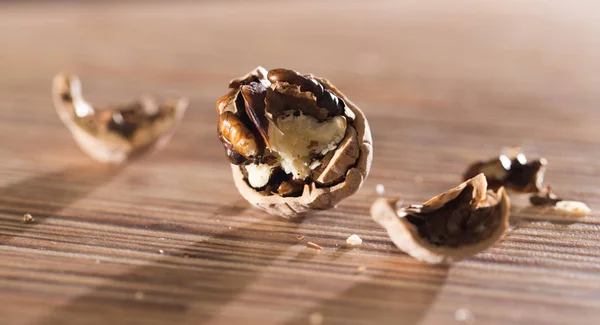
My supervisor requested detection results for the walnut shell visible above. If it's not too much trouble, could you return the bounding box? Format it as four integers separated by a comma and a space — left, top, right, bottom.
371, 174, 510, 264
463, 151, 547, 193
314, 126, 360, 186
229, 74, 373, 218
53, 74, 188, 164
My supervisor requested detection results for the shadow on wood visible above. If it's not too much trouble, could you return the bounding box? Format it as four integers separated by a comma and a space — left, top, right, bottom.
283, 264, 449, 325
37, 207, 305, 325
0, 164, 122, 245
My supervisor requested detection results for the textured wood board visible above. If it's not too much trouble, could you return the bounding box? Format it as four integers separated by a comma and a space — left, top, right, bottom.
1, 1, 600, 324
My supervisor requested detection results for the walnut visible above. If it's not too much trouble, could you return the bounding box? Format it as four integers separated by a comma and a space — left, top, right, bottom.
371, 174, 510, 264
217, 67, 372, 218
52, 74, 188, 164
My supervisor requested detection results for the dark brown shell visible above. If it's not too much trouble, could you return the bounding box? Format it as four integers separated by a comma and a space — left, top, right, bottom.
371, 174, 510, 264
464, 153, 547, 193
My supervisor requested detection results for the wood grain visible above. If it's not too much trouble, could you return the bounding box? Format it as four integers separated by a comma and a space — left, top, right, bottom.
1, 1, 600, 324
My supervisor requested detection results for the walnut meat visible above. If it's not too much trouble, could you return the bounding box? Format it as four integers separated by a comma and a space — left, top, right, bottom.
371, 174, 510, 264
217, 67, 372, 218
53, 74, 188, 164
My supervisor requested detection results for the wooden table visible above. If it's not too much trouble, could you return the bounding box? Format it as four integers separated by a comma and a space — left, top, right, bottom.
2, 1, 600, 324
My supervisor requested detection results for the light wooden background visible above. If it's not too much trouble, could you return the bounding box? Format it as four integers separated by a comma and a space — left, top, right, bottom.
1, 1, 600, 324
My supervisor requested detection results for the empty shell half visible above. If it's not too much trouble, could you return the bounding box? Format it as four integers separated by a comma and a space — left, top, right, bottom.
52, 74, 188, 164
371, 174, 510, 264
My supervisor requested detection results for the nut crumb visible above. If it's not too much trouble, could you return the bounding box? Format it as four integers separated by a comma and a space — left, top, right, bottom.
455, 308, 474, 323
375, 184, 385, 195
309, 312, 323, 325
357, 265, 367, 273
22, 213, 35, 224
346, 234, 363, 246
555, 201, 591, 216
306, 242, 323, 250
134, 291, 144, 300
158, 249, 164, 254
297, 235, 305, 241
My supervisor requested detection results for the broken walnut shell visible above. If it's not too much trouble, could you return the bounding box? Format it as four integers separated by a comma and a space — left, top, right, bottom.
314, 126, 360, 186
371, 174, 510, 264
53, 74, 188, 164
223, 67, 373, 218
529, 185, 591, 216
463, 151, 546, 193
529, 185, 562, 207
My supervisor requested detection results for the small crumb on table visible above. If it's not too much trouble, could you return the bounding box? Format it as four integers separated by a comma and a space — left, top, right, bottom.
134, 291, 144, 300
357, 265, 367, 273
297, 235, 305, 241
376, 184, 385, 195
22, 213, 35, 224
306, 242, 323, 250
455, 308, 474, 323
346, 234, 363, 246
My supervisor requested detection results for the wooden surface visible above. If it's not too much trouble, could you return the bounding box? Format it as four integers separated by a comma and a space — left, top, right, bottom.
2, 1, 600, 324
